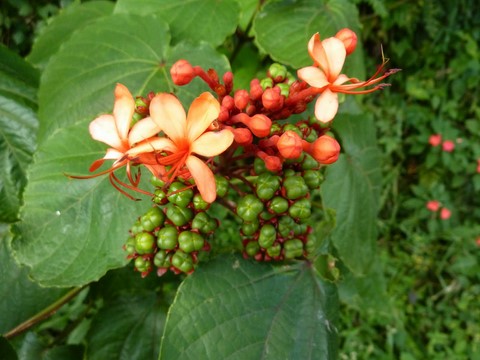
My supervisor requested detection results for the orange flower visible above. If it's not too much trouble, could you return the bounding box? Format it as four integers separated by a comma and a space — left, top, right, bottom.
128, 92, 234, 203
298, 32, 397, 123
70, 83, 164, 198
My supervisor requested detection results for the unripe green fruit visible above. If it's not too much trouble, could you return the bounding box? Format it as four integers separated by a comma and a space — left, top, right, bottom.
134, 256, 151, 273
242, 220, 259, 236
171, 251, 194, 273
193, 194, 209, 210
289, 198, 312, 220
283, 176, 309, 199
166, 204, 193, 226
258, 224, 276, 248
178, 231, 205, 253
135, 232, 155, 254
192, 212, 217, 234
283, 169, 296, 177
302, 153, 319, 170
276, 83, 290, 97
130, 220, 143, 235
125, 237, 136, 255
157, 225, 178, 250
167, 182, 194, 208
215, 175, 229, 197
268, 196, 289, 214
269, 123, 282, 136
254, 157, 268, 175
237, 194, 264, 222
268, 63, 287, 82
278, 216, 296, 239
260, 211, 275, 221
255, 173, 281, 200
282, 123, 302, 137
151, 176, 165, 188
141, 206, 165, 232
154, 250, 171, 268
153, 188, 167, 204
245, 241, 260, 257
284, 239, 304, 259
303, 170, 323, 189
266, 243, 281, 257
260, 77, 274, 90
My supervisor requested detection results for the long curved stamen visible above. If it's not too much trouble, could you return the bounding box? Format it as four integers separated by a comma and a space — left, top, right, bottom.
66, 160, 128, 180
111, 172, 154, 198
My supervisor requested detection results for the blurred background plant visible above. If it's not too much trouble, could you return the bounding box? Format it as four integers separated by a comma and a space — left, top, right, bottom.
1, 0, 479, 359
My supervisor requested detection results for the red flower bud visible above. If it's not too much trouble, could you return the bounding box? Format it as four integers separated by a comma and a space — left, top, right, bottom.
170, 59, 195, 85
249, 79, 263, 100
222, 95, 235, 110
277, 130, 303, 159
428, 134, 442, 147
440, 207, 451, 220
426, 200, 440, 212
335, 28, 357, 55
234, 89, 250, 110
257, 151, 282, 172
232, 127, 253, 146
309, 135, 340, 164
442, 140, 455, 152
262, 86, 284, 111
231, 113, 272, 138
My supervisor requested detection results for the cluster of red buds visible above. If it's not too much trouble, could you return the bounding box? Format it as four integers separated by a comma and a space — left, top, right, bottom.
72, 28, 398, 276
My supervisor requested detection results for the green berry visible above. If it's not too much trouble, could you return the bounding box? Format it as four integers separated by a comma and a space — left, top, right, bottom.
241, 220, 259, 236
283, 176, 309, 199
153, 188, 167, 204
278, 216, 296, 239
166, 204, 193, 226
260, 77, 274, 90
245, 241, 260, 257
192, 212, 217, 234
258, 224, 276, 249
302, 153, 319, 170
141, 206, 165, 232
254, 157, 268, 175
193, 194, 209, 211
284, 239, 304, 259
268, 63, 287, 82
178, 231, 205, 253
237, 194, 264, 222
151, 176, 165, 188
256, 173, 281, 200
130, 220, 143, 235
215, 175, 229, 197
134, 256, 152, 273
266, 243, 281, 258
289, 198, 312, 220
171, 251, 194, 273
125, 237, 136, 255
282, 123, 302, 137
167, 182, 194, 208
270, 123, 282, 136
157, 225, 178, 250
135, 232, 155, 254
303, 170, 323, 189
276, 83, 290, 97
268, 196, 289, 214
154, 250, 171, 268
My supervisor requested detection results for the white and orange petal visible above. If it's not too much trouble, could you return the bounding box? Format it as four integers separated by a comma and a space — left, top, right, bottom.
185, 155, 216, 203
112, 83, 136, 141
186, 92, 220, 142
89, 114, 125, 151
321, 37, 346, 80
128, 116, 162, 146
126, 137, 177, 157
190, 129, 234, 157
150, 93, 187, 143
297, 66, 329, 88
314, 89, 339, 123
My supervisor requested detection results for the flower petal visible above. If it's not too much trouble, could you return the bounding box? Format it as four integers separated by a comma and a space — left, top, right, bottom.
126, 137, 177, 157
186, 155, 216, 203
191, 129, 234, 157
186, 92, 220, 142
322, 37, 346, 79
297, 66, 329, 88
308, 33, 328, 69
314, 89, 339, 123
333, 74, 350, 86
150, 93, 186, 143
113, 83, 135, 141
128, 116, 162, 146
89, 114, 125, 151
89, 148, 124, 172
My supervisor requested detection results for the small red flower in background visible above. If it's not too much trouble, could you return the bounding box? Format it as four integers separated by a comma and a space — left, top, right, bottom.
476, 238, 480, 247
476, 159, 480, 173
440, 207, 451, 220
426, 200, 440, 212
442, 140, 455, 152
428, 134, 442, 147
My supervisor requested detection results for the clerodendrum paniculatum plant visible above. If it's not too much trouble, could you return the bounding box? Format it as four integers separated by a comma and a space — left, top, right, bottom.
2, 1, 398, 358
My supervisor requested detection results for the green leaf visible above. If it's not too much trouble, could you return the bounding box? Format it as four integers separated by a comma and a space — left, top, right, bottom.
0, 337, 17, 360
321, 113, 382, 274
0, 46, 39, 222
0, 227, 67, 335
115, 0, 240, 47
86, 291, 166, 360
252, 0, 361, 68
27, 1, 115, 70
160, 255, 338, 359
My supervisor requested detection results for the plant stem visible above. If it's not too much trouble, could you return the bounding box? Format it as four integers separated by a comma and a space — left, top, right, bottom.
3, 286, 85, 340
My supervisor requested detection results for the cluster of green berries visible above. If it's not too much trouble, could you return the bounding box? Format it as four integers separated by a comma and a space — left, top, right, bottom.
124, 177, 220, 276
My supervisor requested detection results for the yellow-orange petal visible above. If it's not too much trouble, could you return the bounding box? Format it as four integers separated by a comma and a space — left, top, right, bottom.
333, 74, 350, 86
297, 66, 329, 88
190, 129, 234, 157
321, 37, 346, 80
89, 114, 125, 151
113, 83, 135, 141
185, 155, 216, 203
150, 93, 186, 144
314, 89, 339, 123
126, 137, 177, 157
186, 92, 220, 142
128, 116, 162, 146
308, 33, 327, 69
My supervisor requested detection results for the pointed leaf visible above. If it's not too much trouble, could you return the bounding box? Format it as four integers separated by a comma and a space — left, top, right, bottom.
27, 1, 114, 69
252, 0, 361, 69
321, 113, 381, 274
86, 291, 166, 360
160, 255, 338, 359
115, 0, 240, 47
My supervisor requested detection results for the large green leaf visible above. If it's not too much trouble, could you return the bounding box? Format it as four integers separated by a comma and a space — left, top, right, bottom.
115, 0, 240, 47
0, 226, 66, 335
86, 291, 166, 360
252, 0, 361, 69
321, 112, 382, 274
0, 46, 39, 222
160, 255, 338, 359
13, 13, 230, 287
27, 1, 114, 70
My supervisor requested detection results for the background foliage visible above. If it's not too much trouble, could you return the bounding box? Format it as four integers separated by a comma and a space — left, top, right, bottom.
0, 0, 479, 359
